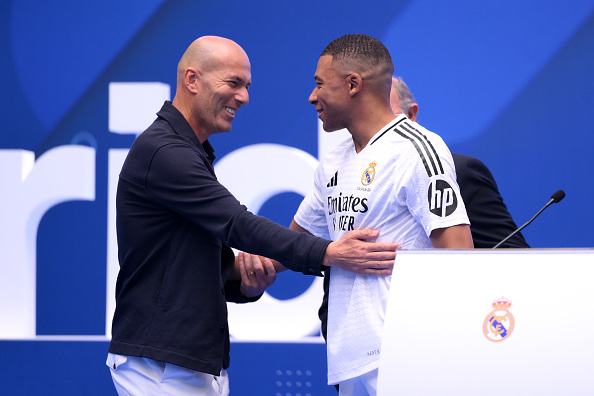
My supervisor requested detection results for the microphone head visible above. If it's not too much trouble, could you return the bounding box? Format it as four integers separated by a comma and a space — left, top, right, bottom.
551, 190, 565, 203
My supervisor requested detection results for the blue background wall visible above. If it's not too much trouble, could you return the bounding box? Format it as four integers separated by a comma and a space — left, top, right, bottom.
1, 0, 593, 394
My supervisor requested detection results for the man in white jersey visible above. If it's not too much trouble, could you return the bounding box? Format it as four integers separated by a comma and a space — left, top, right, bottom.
290, 34, 474, 395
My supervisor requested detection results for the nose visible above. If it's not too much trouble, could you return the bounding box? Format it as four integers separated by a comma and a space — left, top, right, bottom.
237, 87, 249, 105
308, 87, 317, 105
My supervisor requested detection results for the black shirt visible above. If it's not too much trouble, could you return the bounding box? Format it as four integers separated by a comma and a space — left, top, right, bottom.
109, 101, 329, 375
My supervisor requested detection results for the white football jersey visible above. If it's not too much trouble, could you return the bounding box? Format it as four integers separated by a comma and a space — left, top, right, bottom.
295, 115, 470, 385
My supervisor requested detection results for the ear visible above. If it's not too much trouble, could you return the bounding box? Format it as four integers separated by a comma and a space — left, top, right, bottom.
346, 73, 363, 97
185, 67, 201, 94
407, 103, 419, 122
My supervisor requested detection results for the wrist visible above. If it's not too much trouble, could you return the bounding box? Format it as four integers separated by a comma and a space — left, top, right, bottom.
240, 282, 263, 301
322, 242, 337, 269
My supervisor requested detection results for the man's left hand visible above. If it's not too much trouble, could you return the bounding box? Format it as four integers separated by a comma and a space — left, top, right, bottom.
238, 252, 277, 298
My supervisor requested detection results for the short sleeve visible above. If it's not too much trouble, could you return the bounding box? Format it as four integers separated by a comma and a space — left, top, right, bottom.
401, 136, 470, 237
295, 164, 332, 240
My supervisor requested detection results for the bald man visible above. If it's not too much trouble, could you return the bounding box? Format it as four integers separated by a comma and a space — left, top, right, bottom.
293, 35, 472, 395
107, 36, 398, 395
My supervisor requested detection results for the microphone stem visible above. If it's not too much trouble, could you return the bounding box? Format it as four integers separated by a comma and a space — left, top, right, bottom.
492, 199, 554, 249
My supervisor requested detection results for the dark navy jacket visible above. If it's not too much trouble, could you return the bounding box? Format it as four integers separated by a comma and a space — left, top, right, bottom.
453, 153, 529, 249
109, 101, 329, 375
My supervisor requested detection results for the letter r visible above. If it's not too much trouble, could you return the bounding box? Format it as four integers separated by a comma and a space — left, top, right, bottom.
0, 147, 95, 338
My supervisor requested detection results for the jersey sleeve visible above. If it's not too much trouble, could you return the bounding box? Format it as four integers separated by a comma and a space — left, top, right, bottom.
398, 131, 470, 237
295, 164, 332, 240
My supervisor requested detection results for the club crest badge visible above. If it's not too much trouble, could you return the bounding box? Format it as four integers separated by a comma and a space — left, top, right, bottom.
361, 161, 377, 186
483, 297, 515, 342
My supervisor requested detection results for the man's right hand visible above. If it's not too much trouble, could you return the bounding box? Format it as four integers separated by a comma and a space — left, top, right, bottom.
289, 220, 399, 276
322, 229, 399, 276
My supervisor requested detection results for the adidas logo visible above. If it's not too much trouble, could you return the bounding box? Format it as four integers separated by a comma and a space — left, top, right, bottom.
327, 171, 338, 187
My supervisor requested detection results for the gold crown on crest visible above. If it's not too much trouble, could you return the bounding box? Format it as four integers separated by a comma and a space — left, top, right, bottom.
492, 297, 512, 310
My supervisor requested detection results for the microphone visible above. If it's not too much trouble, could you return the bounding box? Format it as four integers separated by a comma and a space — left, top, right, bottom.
492, 190, 565, 249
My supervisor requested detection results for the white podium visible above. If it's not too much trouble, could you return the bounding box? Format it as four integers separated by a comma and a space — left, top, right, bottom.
378, 249, 594, 395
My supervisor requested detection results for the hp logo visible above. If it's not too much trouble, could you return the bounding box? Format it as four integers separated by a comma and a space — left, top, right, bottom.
428, 179, 457, 217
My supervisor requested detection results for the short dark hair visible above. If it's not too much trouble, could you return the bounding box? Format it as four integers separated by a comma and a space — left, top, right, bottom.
321, 34, 394, 76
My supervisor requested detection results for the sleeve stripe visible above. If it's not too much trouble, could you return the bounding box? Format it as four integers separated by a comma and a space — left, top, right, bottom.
394, 127, 433, 176
369, 118, 445, 178
401, 121, 444, 175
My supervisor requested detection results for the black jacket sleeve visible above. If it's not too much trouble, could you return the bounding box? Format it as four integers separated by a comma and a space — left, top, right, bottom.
146, 141, 330, 275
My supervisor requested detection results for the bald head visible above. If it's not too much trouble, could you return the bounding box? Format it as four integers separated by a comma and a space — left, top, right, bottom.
172, 36, 252, 142
177, 36, 250, 87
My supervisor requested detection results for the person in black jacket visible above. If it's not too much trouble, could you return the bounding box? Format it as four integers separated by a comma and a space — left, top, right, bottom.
107, 36, 398, 396
319, 76, 529, 349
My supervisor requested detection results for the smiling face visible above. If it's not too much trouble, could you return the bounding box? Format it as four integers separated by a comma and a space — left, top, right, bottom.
192, 46, 251, 137
309, 55, 351, 132
175, 37, 252, 141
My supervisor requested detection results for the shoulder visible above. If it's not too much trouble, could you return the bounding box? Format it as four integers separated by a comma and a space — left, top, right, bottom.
135, 118, 197, 155
453, 153, 486, 169
393, 120, 449, 153
452, 153, 495, 183
125, 121, 205, 175
392, 121, 453, 171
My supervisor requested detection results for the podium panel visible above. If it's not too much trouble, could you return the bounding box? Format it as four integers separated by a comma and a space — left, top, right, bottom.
378, 249, 594, 395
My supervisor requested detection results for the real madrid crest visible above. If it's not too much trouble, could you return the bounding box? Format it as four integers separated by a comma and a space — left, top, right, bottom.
483, 297, 514, 342
361, 161, 377, 186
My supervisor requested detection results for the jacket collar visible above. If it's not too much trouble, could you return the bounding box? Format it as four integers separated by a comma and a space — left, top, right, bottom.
157, 101, 216, 163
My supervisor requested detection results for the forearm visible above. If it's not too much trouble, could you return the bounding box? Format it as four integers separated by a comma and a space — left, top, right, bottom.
430, 224, 474, 248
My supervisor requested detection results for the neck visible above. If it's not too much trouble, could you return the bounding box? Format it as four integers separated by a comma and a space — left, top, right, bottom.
349, 108, 396, 153
172, 95, 210, 143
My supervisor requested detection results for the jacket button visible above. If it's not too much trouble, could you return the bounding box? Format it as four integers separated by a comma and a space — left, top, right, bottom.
308, 268, 315, 274
220, 325, 225, 333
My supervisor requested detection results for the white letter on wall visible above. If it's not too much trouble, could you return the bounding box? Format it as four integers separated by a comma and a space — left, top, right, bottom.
0, 146, 95, 338
216, 144, 323, 341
